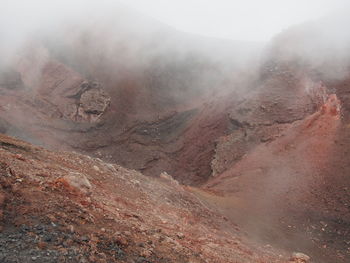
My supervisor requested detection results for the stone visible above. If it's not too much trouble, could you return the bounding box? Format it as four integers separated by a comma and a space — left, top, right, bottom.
59, 172, 92, 195
81, 236, 90, 242
58, 80, 110, 123
80, 86, 110, 116
290, 252, 311, 262
176, 232, 185, 239
140, 248, 153, 258
68, 225, 75, 233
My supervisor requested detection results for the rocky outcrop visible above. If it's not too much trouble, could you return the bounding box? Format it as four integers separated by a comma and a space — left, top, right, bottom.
211, 67, 330, 177
18, 54, 111, 124
63, 81, 111, 123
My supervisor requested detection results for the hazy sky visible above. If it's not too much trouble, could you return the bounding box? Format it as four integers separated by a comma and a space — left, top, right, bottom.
1, 0, 348, 43
119, 0, 348, 41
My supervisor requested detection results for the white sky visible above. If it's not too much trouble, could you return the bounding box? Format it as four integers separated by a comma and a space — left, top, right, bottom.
1, 0, 348, 43
118, 0, 348, 41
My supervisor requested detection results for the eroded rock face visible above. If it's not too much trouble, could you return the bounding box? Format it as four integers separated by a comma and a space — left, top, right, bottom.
15, 52, 111, 124
211, 76, 330, 177
63, 81, 111, 123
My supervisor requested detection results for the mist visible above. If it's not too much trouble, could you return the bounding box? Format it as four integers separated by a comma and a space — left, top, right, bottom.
1, 0, 350, 160
1, 0, 350, 159
1, 0, 349, 59
1, 0, 349, 78
120, 0, 349, 41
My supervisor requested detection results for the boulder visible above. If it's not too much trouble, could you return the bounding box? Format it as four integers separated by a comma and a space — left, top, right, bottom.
80, 83, 110, 115
69, 81, 111, 123
290, 252, 311, 262
59, 172, 92, 195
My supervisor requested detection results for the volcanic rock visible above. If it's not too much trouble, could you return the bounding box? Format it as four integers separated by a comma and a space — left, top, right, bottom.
0, 133, 284, 263
61, 80, 111, 123
77, 82, 111, 122
58, 172, 92, 195
290, 252, 311, 262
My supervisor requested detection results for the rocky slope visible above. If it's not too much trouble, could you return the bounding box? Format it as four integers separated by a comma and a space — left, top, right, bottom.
0, 133, 290, 263
204, 93, 348, 261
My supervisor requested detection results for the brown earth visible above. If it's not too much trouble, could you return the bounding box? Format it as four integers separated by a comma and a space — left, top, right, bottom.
0, 133, 289, 263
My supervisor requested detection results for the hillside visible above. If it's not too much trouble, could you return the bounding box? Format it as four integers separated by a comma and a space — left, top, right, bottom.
0, 133, 288, 263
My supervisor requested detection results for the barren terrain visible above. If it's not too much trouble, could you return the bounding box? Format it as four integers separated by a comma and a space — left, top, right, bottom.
0, 7, 349, 263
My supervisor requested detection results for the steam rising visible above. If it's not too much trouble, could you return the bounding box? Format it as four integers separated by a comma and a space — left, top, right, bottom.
0, 0, 349, 132
1, 0, 349, 76
120, 0, 348, 41
0, 0, 349, 150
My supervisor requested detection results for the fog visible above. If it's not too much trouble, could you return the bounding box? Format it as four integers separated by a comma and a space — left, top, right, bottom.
1, 0, 349, 67
1, 0, 350, 104
0, 0, 349, 130
120, 0, 348, 41
2, 0, 348, 42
